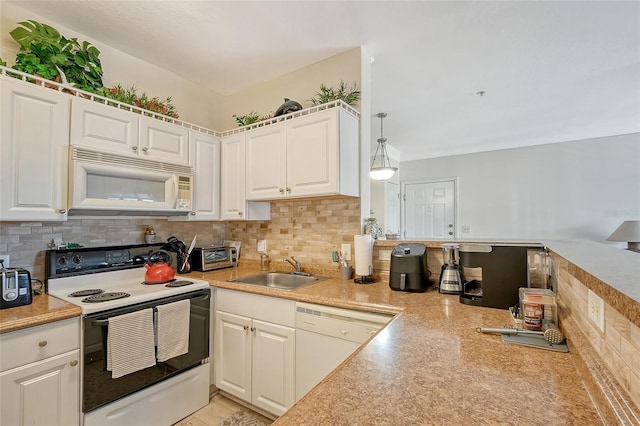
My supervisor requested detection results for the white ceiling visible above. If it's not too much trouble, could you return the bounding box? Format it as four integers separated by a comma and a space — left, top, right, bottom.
8, 0, 640, 161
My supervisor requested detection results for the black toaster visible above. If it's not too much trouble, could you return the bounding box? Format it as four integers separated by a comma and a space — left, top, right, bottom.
389, 244, 430, 292
1, 268, 33, 309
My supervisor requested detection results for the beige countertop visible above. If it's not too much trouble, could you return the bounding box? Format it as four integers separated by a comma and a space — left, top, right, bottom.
195, 268, 602, 425
0, 294, 81, 334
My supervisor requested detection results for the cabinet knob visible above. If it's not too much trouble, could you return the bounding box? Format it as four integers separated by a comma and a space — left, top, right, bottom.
190, 211, 196, 215
58, 209, 67, 214
70, 360, 78, 367
279, 188, 284, 194
132, 146, 138, 151
142, 147, 149, 153
250, 327, 256, 332
286, 187, 291, 193
238, 212, 243, 217
38, 340, 47, 347
243, 325, 249, 331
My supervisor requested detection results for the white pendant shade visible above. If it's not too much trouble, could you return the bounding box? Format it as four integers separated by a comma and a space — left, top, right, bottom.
370, 112, 397, 180
370, 166, 397, 180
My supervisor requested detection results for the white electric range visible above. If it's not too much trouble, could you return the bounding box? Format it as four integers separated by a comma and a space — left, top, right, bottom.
45, 243, 211, 426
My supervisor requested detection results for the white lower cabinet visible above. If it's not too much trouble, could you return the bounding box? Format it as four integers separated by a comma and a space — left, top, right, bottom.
215, 289, 295, 416
0, 317, 80, 426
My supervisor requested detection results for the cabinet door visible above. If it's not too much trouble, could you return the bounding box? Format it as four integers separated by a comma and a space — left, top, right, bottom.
0, 77, 70, 221
215, 311, 252, 401
252, 320, 295, 416
245, 124, 287, 200
286, 109, 338, 198
0, 350, 80, 426
139, 116, 190, 165
170, 131, 220, 221
70, 97, 139, 155
220, 133, 247, 220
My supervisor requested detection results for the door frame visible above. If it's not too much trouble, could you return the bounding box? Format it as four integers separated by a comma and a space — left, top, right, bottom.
401, 177, 459, 239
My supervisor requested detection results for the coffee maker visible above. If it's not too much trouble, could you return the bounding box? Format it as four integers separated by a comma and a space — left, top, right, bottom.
438, 243, 464, 294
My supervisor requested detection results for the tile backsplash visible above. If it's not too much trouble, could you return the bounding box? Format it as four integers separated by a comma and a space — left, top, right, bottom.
0, 196, 361, 280
552, 252, 640, 411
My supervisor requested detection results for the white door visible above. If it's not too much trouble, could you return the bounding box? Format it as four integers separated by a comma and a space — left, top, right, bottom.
286, 110, 338, 198
0, 350, 80, 426
245, 125, 287, 200
385, 181, 401, 235
215, 311, 252, 401
0, 77, 70, 221
70, 97, 139, 155
186, 131, 220, 220
139, 115, 190, 165
403, 180, 456, 239
252, 319, 295, 416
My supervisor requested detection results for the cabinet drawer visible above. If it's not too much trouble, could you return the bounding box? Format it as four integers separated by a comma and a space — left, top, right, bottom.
217, 288, 295, 327
0, 317, 80, 372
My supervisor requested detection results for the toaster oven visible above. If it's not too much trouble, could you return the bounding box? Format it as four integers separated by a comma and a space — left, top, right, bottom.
190, 246, 238, 272
1, 268, 33, 309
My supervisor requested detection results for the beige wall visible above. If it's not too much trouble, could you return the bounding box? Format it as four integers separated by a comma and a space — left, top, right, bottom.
223, 48, 362, 129
0, 2, 225, 129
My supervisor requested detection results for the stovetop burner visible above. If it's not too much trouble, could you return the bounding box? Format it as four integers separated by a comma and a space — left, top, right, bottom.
82, 292, 130, 303
69, 289, 104, 297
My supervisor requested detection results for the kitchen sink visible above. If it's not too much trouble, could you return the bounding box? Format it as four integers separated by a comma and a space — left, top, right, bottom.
227, 272, 327, 290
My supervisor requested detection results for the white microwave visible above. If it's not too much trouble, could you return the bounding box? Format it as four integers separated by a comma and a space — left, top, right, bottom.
68, 147, 193, 215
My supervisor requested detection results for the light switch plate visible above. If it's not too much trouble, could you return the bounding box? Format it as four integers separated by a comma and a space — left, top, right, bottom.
588, 289, 605, 333
257, 240, 267, 253
341, 244, 351, 261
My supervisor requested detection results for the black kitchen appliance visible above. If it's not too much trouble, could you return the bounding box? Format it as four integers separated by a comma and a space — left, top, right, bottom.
389, 243, 430, 292
1, 268, 32, 309
438, 243, 464, 294
458, 244, 534, 309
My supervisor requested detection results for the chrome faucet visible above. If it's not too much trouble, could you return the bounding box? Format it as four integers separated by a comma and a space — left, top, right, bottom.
283, 256, 302, 273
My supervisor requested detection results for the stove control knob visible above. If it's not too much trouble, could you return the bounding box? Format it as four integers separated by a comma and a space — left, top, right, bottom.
72, 255, 83, 265
58, 257, 67, 267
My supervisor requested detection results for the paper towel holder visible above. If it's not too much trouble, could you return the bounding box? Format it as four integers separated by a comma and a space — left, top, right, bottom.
354, 269, 374, 284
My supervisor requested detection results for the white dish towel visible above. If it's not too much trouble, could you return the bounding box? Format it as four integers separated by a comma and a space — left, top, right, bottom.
155, 299, 191, 362
107, 308, 156, 379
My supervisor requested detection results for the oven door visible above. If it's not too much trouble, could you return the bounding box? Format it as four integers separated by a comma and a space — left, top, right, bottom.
82, 288, 210, 413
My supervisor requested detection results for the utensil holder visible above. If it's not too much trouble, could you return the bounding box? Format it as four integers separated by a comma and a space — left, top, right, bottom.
340, 265, 353, 280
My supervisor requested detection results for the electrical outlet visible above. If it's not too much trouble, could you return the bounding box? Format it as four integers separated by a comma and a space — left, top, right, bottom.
378, 250, 391, 261
462, 225, 470, 233
588, 289, 605, 333
341, 244, 351, 261
0, 255, 9, 268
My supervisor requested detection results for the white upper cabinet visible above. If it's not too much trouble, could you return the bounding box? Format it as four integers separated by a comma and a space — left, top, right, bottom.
71, 97, 189, 165
0, 77, 70, 221
245, 108, 359, 201
220, 133, 270, 221
169, 131, 221, 221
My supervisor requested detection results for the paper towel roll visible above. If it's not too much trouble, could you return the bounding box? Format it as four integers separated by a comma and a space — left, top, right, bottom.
354, 234, 374, 277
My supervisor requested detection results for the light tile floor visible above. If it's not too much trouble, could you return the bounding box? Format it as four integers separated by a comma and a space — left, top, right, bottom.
174, 393, 273, 426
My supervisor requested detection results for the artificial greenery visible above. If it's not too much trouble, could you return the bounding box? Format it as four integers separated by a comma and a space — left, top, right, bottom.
97, 84, 179, 118
9, 20, 103, 92
233, 111, 272, 127
0, 58, 6, 67
309, 81, 360, 107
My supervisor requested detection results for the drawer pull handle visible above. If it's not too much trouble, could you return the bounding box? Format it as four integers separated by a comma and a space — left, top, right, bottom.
70, 360, 78, 367
38, 340, 47, 347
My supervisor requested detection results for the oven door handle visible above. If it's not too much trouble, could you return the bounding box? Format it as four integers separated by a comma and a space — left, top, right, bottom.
90, 291, 209, 327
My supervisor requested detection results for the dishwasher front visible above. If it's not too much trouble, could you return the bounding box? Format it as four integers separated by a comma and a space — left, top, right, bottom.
295, 302, 392, 401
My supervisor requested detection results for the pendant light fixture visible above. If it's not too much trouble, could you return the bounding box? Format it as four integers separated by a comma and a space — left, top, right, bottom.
370, 112, 398, 180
